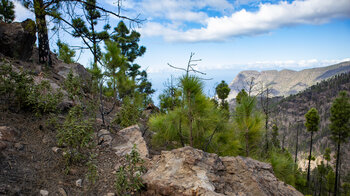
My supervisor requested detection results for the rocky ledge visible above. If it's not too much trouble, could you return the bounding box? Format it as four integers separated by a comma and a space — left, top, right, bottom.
142, 146, 302, 196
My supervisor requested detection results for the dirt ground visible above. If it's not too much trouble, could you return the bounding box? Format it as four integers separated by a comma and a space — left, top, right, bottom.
0, 105, 134, 195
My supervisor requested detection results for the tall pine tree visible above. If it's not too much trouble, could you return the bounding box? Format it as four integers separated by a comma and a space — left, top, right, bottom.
330, 91, 350, 196
305, 107, 320, 188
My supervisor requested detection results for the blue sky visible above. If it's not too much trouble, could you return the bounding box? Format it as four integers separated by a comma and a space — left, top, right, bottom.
13, 0, 350, 102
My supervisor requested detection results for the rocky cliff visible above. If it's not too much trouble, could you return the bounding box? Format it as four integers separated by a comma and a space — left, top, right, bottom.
227, 61, 350, 100
271, 72, 350, 173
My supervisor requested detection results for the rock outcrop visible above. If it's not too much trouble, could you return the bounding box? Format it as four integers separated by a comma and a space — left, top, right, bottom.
142, 147, 302, 196
0, 19, 36, 61
227, 61, 350, 100
112, 125, 149, 159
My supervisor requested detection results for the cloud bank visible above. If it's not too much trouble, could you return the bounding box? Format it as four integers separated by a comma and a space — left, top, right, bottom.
131, 0, 350, 42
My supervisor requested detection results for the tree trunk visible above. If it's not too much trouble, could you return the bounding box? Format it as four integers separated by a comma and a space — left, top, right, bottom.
307, 131, 314, 189
295, 124, 299, 164
178, 118, 184, 147
90, 15, 98, 65
34, 0, 52, 66
245, 128, 249, 157
334, 138, 341, 196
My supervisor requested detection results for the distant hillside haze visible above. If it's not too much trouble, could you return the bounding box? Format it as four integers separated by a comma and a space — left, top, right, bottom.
227, 61, 350, 100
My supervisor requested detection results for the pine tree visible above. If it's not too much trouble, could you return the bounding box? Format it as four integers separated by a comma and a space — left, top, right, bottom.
0, 0, 15, 23
236, 89, 248, 104
305, 107, 320, 188
271, 124, 280, 148
215, 80, 230, 111
56, 40, 76, 64
150, 75, 229, 150
330, 91, 350, 196
234, 95, 263, 157
111, 21, 153, 99
71, 0, 109, 66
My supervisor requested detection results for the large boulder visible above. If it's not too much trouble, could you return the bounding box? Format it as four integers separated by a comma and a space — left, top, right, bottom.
0, 19, 36, 60
142, 147, 302, 196
112, 125, 149, 159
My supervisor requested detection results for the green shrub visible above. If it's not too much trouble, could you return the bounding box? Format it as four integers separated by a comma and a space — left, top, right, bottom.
0, 64, 33, 108
64, 69, 82, 103
56, 105, 94, 171
270, 150, 298, 186
0, 64, 62, 114
86, 153, 98, 186
26, 80, 63, 115
113, 95, 143, 128
115, 145, 146, 195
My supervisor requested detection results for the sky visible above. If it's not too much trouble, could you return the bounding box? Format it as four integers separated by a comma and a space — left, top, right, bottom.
13, 0, 350, 103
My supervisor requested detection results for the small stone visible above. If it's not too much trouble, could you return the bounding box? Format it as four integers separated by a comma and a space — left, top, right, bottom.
0, 141, 7, 151
42, 136, 50, 144
106, 193, 115, 196
58, 187, 67, 196
40, 189, 49, 196
52, 147, 60, 153
14, 143, 24, 150
76, 179, 82, 187
97, 129, 113, 146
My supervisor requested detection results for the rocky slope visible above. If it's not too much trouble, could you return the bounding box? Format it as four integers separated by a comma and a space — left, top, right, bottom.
227, 61, 350, 100
271, 72, 350, 173
0, 20, 303, 195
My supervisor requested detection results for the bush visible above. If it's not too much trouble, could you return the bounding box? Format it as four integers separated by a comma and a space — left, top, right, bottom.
115, 145, 146, 195
64, 69, 82, 103
0, 64, 33, 108
56, 105, 94, 171
113, 95, 143, 128
26, 80, 63, 115
0, 64, 62, 114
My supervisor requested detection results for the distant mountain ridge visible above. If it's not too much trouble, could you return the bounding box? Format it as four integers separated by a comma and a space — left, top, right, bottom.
227, 61, 350, 100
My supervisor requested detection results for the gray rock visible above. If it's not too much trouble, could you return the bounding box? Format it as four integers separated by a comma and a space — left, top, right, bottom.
112, 125, 149, 159
14, 142, 24, 150
58, 187, 67, 196
40, 189, 49, 196
97, 129, 113, 146
142, 146, 303, 196
52, 147, 60, 153
76, 179, 82, 187
0, 19, 36, 60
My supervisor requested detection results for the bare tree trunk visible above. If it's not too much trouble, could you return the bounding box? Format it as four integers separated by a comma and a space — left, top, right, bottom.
34, 0, 52, 66
245, 128, 249, 157
307, 131, 314, 188
295, 124, 299, 164
178, 118, 184, 147
334, 136, 341, 196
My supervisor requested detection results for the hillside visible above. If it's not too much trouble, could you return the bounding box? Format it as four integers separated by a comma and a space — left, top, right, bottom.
271, 71, 350, 173
0, 19, 303, 196
227, 61, 350, 100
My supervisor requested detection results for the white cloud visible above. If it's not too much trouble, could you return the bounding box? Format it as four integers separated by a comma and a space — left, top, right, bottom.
238, 58, 350, 70
13, 1, 34, 22
146, 58, 350, 74
136, 0, 350, 42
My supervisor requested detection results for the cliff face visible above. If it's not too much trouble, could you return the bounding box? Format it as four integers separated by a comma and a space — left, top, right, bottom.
271, 72, 350, 173
227, 61, 350, 100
